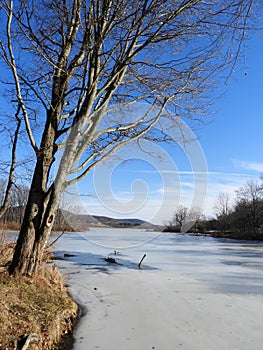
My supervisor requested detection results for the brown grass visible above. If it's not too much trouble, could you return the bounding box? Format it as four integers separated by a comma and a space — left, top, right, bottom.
0, 222, 22, 231
0, 232, 78, 350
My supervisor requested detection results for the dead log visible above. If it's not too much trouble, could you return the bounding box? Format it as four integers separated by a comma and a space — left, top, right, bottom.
64, 253, 76, 258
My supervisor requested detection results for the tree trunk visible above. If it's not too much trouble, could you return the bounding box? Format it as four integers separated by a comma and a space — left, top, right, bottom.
9, 107, 84, 275
9, 118, 60, 276
9, 172, 60, 275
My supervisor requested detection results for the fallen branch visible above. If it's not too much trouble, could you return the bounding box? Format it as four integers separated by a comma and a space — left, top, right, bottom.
138, 254, 146, 269
64, 253, 76, 258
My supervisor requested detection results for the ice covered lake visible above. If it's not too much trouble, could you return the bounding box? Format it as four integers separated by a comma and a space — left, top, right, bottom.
53, 228, 263, 350
54, 227, 263, 294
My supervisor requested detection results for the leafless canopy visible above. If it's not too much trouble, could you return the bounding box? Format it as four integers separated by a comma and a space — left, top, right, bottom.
0, 0, 256, 190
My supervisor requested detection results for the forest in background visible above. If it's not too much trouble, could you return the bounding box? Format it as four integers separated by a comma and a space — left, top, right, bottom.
165, 179, 263, 240
2, 178, 263, 240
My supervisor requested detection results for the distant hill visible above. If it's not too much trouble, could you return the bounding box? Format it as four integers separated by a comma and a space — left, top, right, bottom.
0, 206, 160, 231
92, 215, 154, 228
59, 210, 158, 230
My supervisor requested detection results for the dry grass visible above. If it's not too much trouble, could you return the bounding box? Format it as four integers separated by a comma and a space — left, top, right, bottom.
0, 222, 21, 231
0, 232, 78, 350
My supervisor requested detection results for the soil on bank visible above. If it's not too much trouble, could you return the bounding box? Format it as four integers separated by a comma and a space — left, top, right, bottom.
0, 232, 78, 350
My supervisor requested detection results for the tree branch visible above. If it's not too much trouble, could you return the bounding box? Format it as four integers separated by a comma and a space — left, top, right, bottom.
2, 0, 38, 154
0, 105, 21, 218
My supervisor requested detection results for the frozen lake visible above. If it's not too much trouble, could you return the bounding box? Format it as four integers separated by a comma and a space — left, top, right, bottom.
52, 228, 263, 350
54, 227, 263, 294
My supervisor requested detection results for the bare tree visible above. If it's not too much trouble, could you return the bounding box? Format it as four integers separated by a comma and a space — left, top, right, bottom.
185, 206, 204, 232
214, 192, 231, 218
169, 205, 203, 232
213, 192, 231, 232
170, 205, 188, 228
232, 179, 263, 236
0, 0, 256, 275
236, 179, 263, 203
0, 112, 21, 218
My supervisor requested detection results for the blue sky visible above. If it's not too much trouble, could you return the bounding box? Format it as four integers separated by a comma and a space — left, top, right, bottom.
68, 30, 263, 225
1, 19, 262, 226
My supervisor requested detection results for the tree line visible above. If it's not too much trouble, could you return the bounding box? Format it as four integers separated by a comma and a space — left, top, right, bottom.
3, 177, 263, 240
0, 180, 72, 231
165, 179, 263, 240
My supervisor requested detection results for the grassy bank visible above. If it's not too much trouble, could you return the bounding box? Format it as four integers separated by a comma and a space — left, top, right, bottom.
0, 232, 78, 350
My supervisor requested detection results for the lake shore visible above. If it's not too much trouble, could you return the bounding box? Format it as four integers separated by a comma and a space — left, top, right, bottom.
54, 229, 263, 350
0, 232, 78, 350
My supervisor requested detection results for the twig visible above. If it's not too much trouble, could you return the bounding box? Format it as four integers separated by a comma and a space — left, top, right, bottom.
48, 231, 65, 248
138, 254, 146, 269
